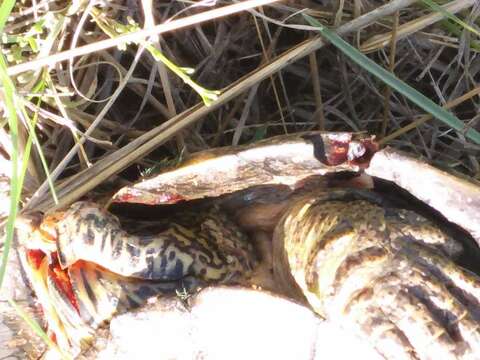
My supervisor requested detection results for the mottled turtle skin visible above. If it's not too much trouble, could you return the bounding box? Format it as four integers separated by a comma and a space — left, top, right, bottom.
274, 189, 480, 360
53, 202, 254, 282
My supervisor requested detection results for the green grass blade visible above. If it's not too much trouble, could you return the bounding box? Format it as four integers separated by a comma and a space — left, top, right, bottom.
18, 96, 59, 204
8, 298, 72, 360
303, 14, 480, 145
440, 19, 480, 51
0, 6, 53, 356
421, 0, 480, 37
0, 0, 15, 33
0, 0, 18, 293
0, 52, 21, 290
20, 95, 59, 204
90, 7, 220, 106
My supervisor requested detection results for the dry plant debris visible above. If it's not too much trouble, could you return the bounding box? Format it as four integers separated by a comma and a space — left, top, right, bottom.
0, 0, 478, 220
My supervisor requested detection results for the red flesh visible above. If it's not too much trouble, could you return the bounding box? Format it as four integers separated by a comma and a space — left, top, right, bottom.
326, 138, 378, 168
114, 191, 185, 205
326, 140, 350, 166
28, 248, 81, 314
349, 139, 378, 168
27, 249, 46, 269
48, 253, 80, 314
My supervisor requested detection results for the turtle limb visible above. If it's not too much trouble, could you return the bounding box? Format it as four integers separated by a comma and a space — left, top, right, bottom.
400, 247, 480, 356
374, 282, 460, 360
404, 243, 480, 315
344, 287, 419, 360
274, 189, 480, 360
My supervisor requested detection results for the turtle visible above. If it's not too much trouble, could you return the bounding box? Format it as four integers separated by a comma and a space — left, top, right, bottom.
14, 131, 480, 359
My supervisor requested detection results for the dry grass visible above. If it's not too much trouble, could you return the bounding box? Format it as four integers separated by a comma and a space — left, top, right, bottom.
1, 0, 480, 214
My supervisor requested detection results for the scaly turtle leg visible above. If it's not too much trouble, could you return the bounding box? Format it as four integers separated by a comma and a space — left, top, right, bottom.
274, 188, 480, 359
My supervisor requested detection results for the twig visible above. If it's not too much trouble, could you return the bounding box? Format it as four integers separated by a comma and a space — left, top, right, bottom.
360, 0, 476, 53
7, 0, 281, 77
308, 46, 325, 130
380, 10, 400, 138
25, 0, 419, 212
380, 85, 480, 145
28, 47, 146, 205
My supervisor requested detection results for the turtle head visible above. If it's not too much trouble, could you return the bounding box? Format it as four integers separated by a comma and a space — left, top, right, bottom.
15, 210, 91, 357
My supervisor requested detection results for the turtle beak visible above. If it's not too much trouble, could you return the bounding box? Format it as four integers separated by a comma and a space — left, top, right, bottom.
20, 246, 87, 357
16, 214, 84, 357
19, 248, 73, 351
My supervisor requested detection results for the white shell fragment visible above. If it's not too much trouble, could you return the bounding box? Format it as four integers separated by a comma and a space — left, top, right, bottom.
112, 132, 376, 205
89, 287, 381, 360
367, 147, 480, 244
